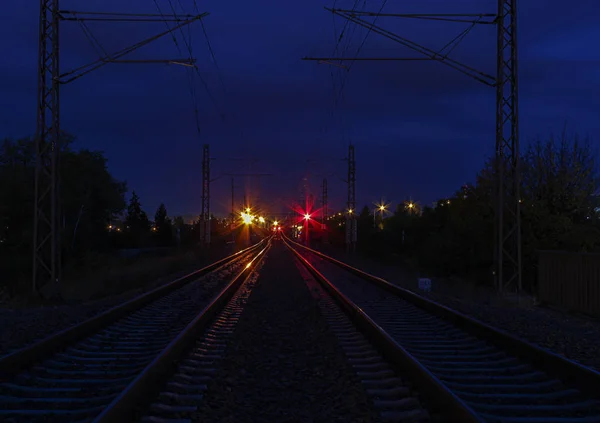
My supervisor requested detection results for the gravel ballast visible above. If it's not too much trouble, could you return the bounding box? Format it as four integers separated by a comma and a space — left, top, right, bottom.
194, 242, 377, 423
315, 246, 600, 371
0, 246, 241, 356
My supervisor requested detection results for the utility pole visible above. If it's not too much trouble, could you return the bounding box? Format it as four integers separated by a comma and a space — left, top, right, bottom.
300, 177, 309, 212
230, 177, 235, 248
33, 2, 205, 294
224, 172, 272, 210
200, 144, 210, 247
34, 0, 61, 295
494, 0, 521, 294
321, 178, 328, 244
298, 177, 310, 246
303, 2, 520, 292
346, 144, 357, 252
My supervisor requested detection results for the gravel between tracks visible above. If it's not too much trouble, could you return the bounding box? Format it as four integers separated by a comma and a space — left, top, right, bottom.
314, 246, 600, 372
194, 243, 377, 423
0, 249, 242, 356
419, 292, 600, 370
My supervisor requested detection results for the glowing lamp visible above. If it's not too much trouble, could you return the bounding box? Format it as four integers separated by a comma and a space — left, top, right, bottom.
241, 213, 252, 224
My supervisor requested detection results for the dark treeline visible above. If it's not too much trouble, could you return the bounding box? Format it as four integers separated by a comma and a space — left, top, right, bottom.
4, 130, 599, 295
327, 130, 600, 292
0, 134, 224, 294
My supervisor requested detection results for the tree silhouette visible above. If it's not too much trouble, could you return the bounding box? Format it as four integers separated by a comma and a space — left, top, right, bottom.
154, 203, 173, 247
357, 205, 373, 238
62, 149, 127, 253
335, 128, 600, 291
125, 191, 150, 247
0, 134, 126, 291
154, 203, 166, 225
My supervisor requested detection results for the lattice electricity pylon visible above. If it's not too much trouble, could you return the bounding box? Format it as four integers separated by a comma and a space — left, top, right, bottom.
495, 0, 521, 293
34, 0, 61, 294
321, 178, 329, 238
300, 177, 309, 213
200, 144, 211, 247
345, 144, 357, 252
303, 1, 521, 291
33, 2, 206, 294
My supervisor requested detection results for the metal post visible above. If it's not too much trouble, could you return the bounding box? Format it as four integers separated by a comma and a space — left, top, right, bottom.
304, 217, 309, 247
32, 6, 204, 294
321, 178, 328, 243
230, 177, 235, 250
200, 144, 210, 247
494, 0, 521, 293
304, 6, 515, 284
307, 193, 314, 246
33, 0, 61, 294
300, 177, 308, 212
346, 144, 356, 252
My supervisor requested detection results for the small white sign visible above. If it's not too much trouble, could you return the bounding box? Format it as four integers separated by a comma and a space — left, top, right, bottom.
418, 278, 432, 292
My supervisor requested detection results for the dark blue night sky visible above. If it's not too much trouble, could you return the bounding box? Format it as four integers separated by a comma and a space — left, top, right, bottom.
2, 0, 599, 218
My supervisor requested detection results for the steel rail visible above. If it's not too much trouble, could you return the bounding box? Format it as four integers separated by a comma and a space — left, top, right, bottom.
0, 239, 266, 378
93, 240, 271, 422
283, 237, 482, 423
284, 235, 600, 398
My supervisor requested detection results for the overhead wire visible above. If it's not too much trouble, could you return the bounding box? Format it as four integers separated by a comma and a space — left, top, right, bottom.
187, 0, 250, 167
319, 0, 362, 139
324, 0, 360, 121
326, 0, 368, 151
437, 15, 482, 58
188, 0, 237, 120
334, 0, 389, 107
154, 0, 225, 125
75, 1, 210, 132
165, 0, 218, 129
199, 20, 228, 94
151, 0, 203, 134
323, 0, 388, 154
70, 1, 244, 215
331, 0, 361, 58
162, 0, 252, 198
313, 0, 388, 194
170, 0, 226, 119
76, 16, 110, 59
331, 0, 362, 109
339, 0, 365, 58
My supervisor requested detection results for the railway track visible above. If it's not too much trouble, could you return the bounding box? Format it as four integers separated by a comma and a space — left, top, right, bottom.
294, 256, 433, 423
0, 239, 270, 423
285, 236, 600, 423
139, 261, 263, 422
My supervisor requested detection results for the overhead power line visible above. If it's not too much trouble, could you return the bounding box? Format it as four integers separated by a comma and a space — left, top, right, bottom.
33, 3, 208, 294
302, 1, 521, 293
